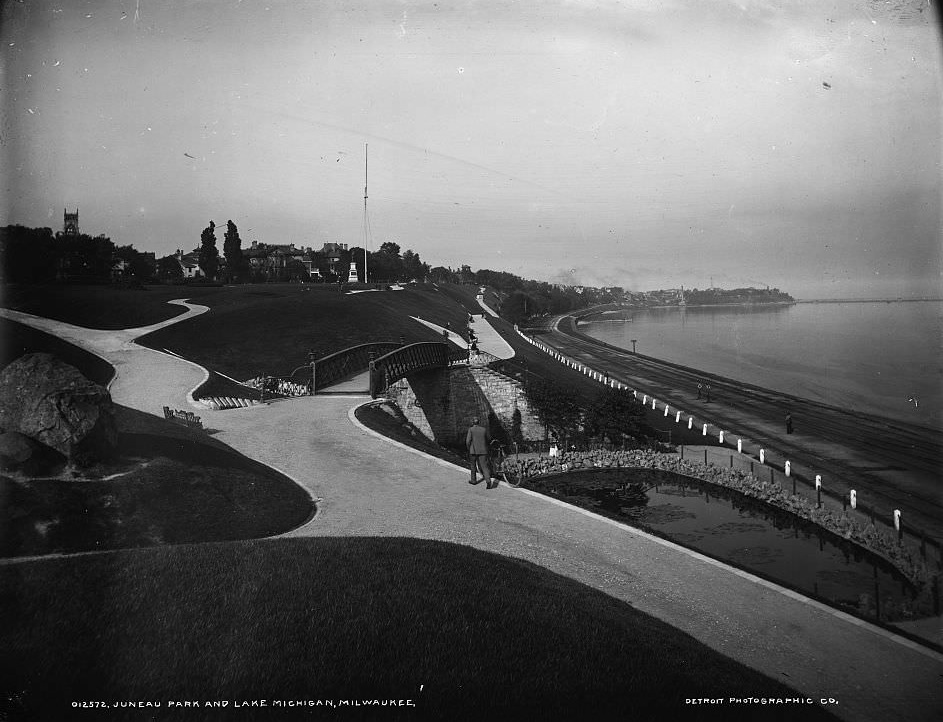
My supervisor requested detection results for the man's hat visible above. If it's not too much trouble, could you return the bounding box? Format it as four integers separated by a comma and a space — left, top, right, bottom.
473, 417, 480, 425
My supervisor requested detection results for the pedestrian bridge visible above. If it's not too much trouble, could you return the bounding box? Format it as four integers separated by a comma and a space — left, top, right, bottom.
282, 341, 468, 397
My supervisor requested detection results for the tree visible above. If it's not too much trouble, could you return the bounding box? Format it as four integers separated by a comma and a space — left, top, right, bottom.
525, 376, 583, 446
429, 266, 458, 284
198, 221, 219, 280
57, 233, 115, 280
0, 225, 58, 283
586, 388, 647, 446
401, 249, 427, 282
500, 291, 541, 324
369, 242, 404, 281
156, 255, 183, 281
379, 241, 401, 256
286, 259, 308, 281
114, 245, 156, 281
223, 220, 244, 282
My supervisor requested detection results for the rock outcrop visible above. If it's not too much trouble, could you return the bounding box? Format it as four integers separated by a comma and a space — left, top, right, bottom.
0, 353, 118, 467
0, 430, 66, 476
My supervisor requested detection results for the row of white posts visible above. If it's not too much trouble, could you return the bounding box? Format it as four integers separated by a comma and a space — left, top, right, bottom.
516, 326, 906, 542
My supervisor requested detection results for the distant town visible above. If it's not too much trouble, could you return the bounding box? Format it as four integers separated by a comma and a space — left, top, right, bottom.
1, 210, 793, 322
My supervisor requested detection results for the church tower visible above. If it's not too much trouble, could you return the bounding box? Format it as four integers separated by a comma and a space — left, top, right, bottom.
63, 208, 79, 236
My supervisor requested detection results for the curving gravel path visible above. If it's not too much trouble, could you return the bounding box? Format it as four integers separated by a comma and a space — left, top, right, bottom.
2, 303, 942, 722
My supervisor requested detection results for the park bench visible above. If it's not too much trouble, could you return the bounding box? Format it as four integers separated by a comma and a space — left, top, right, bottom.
163, 406, 204, 430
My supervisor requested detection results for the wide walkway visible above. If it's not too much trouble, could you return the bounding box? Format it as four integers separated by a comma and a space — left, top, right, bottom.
3, 305, 942, 722
410, 313, 515, 359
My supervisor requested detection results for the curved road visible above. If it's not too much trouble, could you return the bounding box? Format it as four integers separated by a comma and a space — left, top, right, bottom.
539, 315, 943, 542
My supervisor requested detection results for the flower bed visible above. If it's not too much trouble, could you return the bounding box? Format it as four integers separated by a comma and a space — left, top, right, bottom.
501, 449, 932, 587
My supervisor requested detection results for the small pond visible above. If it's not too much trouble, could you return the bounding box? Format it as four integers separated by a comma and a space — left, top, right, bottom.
523, 468, 939, 628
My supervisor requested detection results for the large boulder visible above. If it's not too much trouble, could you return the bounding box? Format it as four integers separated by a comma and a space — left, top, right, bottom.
0, 430, 66, 476
0, 353, 118, 467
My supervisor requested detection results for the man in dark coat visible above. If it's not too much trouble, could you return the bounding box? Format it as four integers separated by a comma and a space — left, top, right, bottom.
466, 417, 493, 488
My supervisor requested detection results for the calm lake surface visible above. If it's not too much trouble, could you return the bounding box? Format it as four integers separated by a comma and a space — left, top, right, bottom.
531, 468, 933, 628
581, 301, 943, 430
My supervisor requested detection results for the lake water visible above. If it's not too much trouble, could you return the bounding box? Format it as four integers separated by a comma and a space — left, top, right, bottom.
529, 468, 935, 630
581, 301, 943, 430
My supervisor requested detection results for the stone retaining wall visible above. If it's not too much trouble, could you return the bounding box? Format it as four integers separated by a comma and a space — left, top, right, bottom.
386, 366, 545, 446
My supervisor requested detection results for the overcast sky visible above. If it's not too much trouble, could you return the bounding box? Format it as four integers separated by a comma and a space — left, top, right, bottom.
2, 0, 940, 298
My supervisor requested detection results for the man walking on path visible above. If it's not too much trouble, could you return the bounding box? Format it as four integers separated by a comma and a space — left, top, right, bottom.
785, 412, 794, 435
467, 417, 493, 488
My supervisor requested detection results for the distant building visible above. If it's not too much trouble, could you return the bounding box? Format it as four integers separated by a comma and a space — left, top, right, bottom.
63, 208, 79, 236
174, 249, 202, 279
318, 242, 349, 275
243, 240, 313, 280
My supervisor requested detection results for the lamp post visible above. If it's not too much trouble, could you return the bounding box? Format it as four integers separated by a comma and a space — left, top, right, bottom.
631, 339, 637, 354
308, 351, 317, 395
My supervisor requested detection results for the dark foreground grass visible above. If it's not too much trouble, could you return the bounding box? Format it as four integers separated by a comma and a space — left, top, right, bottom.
0, 405, 313, 557
0, 537, 840, 722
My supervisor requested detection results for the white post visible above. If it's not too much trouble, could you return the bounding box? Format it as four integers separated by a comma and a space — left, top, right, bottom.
652, 398, 656, 410
688, 417, 693, 430
676, 410, 681, 423
634, 390, 638, 399
815, 474, 822, 491
850, 489, 857, 509
643, 394, 648, 404
702, 423, 708, 436
737, 439, 742, 454
719, 430, 725, 444
664, 405, 670, 416
894, 509, 901, 531
759, 449, 765, 464
785, 460, 791, 477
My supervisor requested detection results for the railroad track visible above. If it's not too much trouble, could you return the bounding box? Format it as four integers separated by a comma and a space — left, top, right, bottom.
539, 316, 943, 541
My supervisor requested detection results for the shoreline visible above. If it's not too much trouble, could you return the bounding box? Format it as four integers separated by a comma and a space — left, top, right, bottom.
567, 316, 939, 435
529, 313, 943, 543
573, 305, 941, 433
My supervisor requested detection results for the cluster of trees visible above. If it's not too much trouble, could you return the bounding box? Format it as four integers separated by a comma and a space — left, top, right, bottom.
0, 225, 155, 284
3, 220, 624, 313
194, 219, 245, 282
347, 242, 431, 283
176, 222, 434, 284
684, 287, 794, 305
524, 379, 651, 449
424, 264, 623, 323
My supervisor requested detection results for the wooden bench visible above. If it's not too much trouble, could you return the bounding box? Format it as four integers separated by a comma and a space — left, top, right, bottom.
163, 406, 204, 430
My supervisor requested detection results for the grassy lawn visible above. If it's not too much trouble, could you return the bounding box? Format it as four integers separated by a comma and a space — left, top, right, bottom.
137, 284, 475, 380
1, 405, 314, 557
0, 283, 230, 329
0, 326, 312, 557
0, 537, 839, 721
0, 283, 844, 720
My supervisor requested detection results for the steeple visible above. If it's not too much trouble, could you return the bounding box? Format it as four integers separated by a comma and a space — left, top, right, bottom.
63, 208, 79, 236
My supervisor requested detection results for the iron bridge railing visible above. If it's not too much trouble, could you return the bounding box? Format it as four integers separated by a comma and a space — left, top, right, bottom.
369, 342, 469, 398
283, 342, 403, 393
